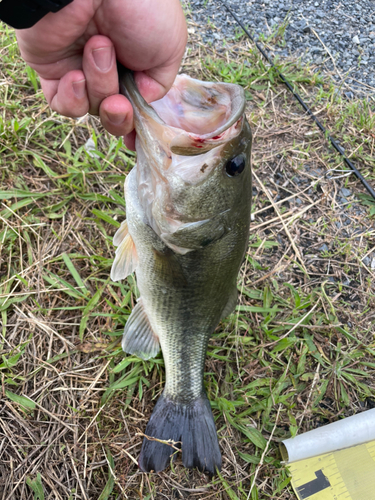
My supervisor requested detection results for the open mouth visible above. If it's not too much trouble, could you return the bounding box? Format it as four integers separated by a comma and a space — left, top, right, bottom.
150, 75, 245, 148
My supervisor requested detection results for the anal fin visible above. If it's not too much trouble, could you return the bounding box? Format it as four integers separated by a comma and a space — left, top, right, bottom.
122, 299, 160, 360
111, 220, 138, 281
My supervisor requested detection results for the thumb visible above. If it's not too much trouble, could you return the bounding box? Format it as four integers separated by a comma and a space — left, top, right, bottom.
132, 52, 186, 104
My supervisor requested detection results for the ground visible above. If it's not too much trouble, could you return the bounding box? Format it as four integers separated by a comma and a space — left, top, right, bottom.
188, 0, 375, 94
1, 17, 375, 500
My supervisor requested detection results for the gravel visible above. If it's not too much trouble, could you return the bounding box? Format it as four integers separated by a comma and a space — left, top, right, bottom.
189, 0, 375, 94
341, 188, 352, 197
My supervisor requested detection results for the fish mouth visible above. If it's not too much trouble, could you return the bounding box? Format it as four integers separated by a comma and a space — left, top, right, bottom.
149, 75, 246, 156
151, 75, 245, 136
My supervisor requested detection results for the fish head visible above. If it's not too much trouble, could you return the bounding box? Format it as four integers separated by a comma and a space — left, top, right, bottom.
123, 71, 252, 253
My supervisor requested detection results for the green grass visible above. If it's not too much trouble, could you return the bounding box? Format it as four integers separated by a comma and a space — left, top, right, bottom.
1, 20, 375, 500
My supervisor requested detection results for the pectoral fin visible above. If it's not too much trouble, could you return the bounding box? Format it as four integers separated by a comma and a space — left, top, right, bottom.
221, 286, 238, 319
152, 247, 187, 286
113, 219, 129, 246
161, 211, 229, 253
111, 221, 138, 281
122, 299, 160, 360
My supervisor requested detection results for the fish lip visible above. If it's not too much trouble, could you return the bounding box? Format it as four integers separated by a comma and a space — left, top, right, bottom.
187, 116, 244, 143
182, 112, 245, 142
169, 117, 245, 157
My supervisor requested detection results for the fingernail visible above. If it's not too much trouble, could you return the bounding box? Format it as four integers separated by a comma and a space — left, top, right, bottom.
72, 79, 86, 99
106, 111, 126, 126
92, 47, 113, 72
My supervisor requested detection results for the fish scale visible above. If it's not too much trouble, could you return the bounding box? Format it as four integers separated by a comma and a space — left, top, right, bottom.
111, 66, 252, 474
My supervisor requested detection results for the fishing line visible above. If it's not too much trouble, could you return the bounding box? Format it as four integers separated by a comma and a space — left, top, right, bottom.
216, 0, 375, 200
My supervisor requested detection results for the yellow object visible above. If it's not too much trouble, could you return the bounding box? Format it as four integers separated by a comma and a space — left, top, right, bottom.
281, 409, 375, 500
288, 440, 375, 499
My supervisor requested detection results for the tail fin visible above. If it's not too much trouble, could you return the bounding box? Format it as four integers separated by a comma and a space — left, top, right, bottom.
139, 393, 221, 475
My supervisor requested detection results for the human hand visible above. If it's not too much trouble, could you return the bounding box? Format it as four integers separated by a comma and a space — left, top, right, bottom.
16, 0, 187, 148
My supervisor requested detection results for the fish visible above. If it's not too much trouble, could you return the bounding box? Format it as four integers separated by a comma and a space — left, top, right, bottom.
110, 66, 252, 475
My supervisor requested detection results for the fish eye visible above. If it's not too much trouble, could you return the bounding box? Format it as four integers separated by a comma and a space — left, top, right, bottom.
225, 154, 246, 177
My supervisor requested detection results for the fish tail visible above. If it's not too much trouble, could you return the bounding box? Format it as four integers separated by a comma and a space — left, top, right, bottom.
139, 392, 221, 475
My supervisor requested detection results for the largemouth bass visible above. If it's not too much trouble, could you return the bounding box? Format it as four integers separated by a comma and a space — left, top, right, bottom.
111, 67, 252, 475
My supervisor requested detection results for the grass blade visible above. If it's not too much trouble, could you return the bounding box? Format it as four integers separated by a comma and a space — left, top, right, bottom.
98, 447, 115, 500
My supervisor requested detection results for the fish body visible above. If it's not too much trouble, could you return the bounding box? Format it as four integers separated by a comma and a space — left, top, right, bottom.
111, 67, 252, 475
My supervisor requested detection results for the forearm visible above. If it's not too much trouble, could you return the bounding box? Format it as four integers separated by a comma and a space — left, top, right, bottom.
0, 0, 73, 29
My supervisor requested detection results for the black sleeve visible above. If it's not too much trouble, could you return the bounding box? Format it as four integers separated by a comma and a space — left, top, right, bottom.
0, 0, 74, 29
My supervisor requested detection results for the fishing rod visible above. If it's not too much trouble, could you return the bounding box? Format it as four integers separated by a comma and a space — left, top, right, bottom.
216, 0, 375, 200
